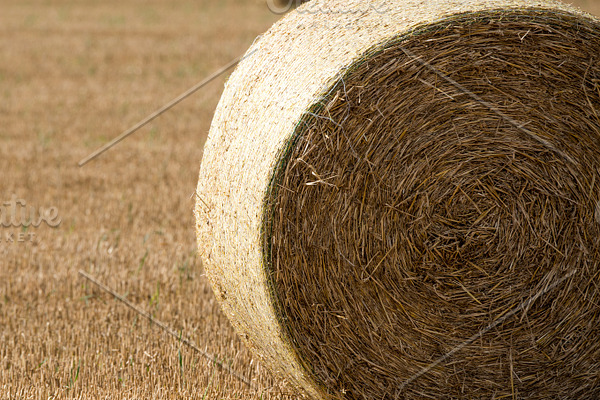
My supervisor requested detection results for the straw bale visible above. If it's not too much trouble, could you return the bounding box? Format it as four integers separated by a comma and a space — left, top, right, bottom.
196, 0, 600, 398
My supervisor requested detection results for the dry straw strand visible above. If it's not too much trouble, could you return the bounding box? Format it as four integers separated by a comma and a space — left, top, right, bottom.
196, 0, 600, 398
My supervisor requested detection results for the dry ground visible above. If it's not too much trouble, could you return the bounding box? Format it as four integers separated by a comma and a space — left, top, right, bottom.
0, 0, 598, 399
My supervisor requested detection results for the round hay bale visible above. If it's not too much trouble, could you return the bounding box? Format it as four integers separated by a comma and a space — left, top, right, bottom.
195, 0, 600, 398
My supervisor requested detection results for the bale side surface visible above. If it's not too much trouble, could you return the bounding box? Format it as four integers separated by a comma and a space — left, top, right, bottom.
195, 0, 600, 398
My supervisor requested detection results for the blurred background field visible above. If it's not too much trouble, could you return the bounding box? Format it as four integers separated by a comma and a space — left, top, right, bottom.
0, 0, 598, 398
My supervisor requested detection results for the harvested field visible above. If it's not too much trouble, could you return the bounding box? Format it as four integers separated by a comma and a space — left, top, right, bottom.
0, 0, 599, 399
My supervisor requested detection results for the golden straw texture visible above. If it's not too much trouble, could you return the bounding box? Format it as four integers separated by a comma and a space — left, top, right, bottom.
196, 0, 600, 398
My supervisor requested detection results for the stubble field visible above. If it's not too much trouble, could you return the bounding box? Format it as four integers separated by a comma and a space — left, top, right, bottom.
1, 0, 599, 399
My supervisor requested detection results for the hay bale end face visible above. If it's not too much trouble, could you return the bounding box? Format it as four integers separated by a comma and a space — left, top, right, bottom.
196, 0, 600, 398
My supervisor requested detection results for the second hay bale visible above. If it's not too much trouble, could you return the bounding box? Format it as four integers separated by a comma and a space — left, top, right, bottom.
196, 0, 600, 398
